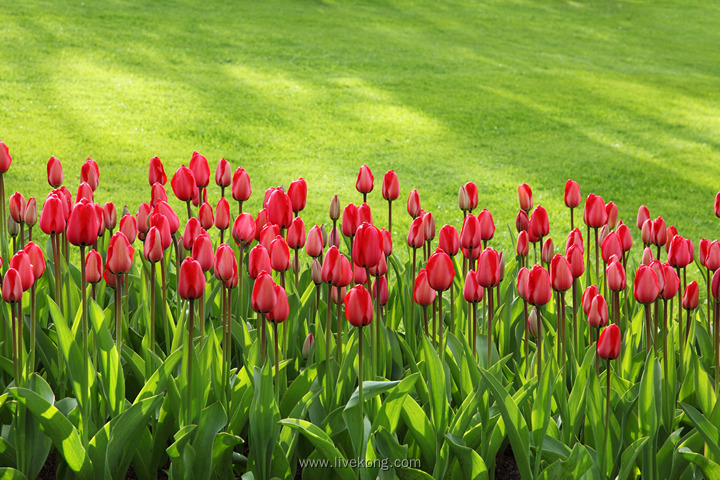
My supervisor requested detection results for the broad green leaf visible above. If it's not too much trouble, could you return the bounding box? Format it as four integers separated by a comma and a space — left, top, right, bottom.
537, 443, 592, 480
345, 380, 401, 409
400, 396, 436, 467
615, 437, 648, 480
372, 373, 419, 436
479, 369, 532, 480
88, 299, 124, 417
278, 419, 356, 480
421, 335, 447, 439
679, 450, 720, 477
248, 363, 280, 480
0, 468, 28, 480
444, 433, 488, 480
679, 403, 720, 460
395, 468, 435, 480
9, 388, 94, 480
189, 402, 227, 480
134, 349, 183, 403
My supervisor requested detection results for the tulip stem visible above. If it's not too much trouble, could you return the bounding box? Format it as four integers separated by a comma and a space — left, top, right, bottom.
261, 312, 267, 365
523, 299, 529, 368
585, 225, 591, 288
161, 254, 170, 354
570, 207, 574, 231
52, 234, 62, 311
439, 292, 444, 362
594, 228, 599, 283
325, 283, 332, 410
560, 292, 566, 367
186, 200, 192, 222
174, 237, 181, 336
644, 304, 652, 356
30, 284, 36, 376
677, 266, 684, 361
473, 301, 478, 356
358, 325, 364, 460
11, 303, 18, 385
537, 306, 543, 379
684, 268, 690, 343
187, 299, 195, 426
365, 268, 372, 376
150, 264, 156, 355
449, 281, 455, 338
387, 200, 392, 236
79, 245, 89, 446
432, 296, 437, 347
238, 246, 245, 320
663, 299, 668, 383
199, 288, 205, 339
572, 279, 578, 359
294, 249, 299, 292
273, 322, 279, 405
375, 274, 382, 378
707, 269, 711, 338
115, 275, 123, 351
487, 287, 493, 367
410, 247, 417, 352
423, 305, 428, 337
653, 299, 659, 357
336, 296, 342, 364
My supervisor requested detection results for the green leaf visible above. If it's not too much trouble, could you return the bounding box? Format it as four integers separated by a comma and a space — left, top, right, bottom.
395, 467, 435, 480
189, 402, 228, 480
615, 437, 648, 480
345, 380, 401, 409
248, 363, 280, 480
134, 349, 183, 403
88, 299, 124, 417
679, 450, 720, 477
537, 443, 592, 480
679, 403, 720, 460
9, 388, 94, 480
106, 394, 165, 479
479, 369, 532, 480
278, 419, 356, 480
372, 373, 419, 436
400, 396, 436, 467
0, 468, 28, 480
444, 433, 488, 480
421, 335, 448, 439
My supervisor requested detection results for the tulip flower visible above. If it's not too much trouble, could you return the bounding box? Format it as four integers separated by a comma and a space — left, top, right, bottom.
231, 167, 252, 213
44, 156, 64, 188
270, 236, 291, 275
564, 180, 581, 228
80, 158, 99, 191
407, 189, 421, 218
601, 232, 622, 265
516, 231, 529, 265
341, 203, 359, 241
215, 158, 231, 195
438, 225, 459, 257
715, 192, 720, 219
527, 265, 551, 376
3, 267, 24, 382
422, 212, 436, 259
356, 165, 374, 201
460, 215, 481, 269
683, 281, 699, 311
634, 265, 660, 353
171, 165, 196, 218
285, 178, 307, 215
107, 232, 135, 275
529, 206, 549, 244
459, 182, 478, 213
198, 202, 214, 231
353, 223, 383, 269
414, 268, 436, 343
373, 276, 389, 306
597, 323, 620, 360
516, 210, 529, 233
541, 237, 554, 266
518, 183, 532, 212
85, 249, 103, 285
477, 209, 495, 244
248, 244, 272, 280
304, 225, 323, 259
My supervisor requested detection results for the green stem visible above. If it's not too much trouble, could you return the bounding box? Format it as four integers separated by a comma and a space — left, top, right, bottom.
150, 264, 156, 355
325, 283, 332, 410
80, 245, 89, 446
187, 299, 195, 426
487, 287, 493, 366
358, 326, 364, 460
274, 322, 279, 404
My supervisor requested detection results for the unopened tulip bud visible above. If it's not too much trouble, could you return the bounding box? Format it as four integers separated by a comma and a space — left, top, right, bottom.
302, 333, 315, 359
122, 205, 130, 217
541, 237, 554, 264
498, 252, 506, 281
24, 197, 37, 227
642, 247, 654, 265
682, 281, 699, 310
518, 183, 532, 212
598, 225, 609, 245
597, 324, 621, 360
458, 186, 471, 211
7, 215, 19, 237
329, 195, 340, 221
527, 308, 539, 339
515, 210, 529, 233
312, 258, 322, 285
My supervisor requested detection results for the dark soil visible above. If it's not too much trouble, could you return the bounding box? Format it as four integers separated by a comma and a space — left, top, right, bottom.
37, 449, 58, 480
495, 446, 521, 480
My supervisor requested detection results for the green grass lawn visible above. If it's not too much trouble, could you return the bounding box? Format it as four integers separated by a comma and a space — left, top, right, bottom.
2, 0, 720, 254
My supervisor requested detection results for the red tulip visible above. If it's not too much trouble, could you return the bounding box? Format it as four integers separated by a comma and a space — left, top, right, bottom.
423, 212, 435, 242
338, 254, 353, 288
550, 255, 572, 292
67, 199, 99, 247
81, 158, 99, 191
10, 251, 34, 291
566, 244, 585, 278
144, 227, 164, 262
516, 230, 529, 257
368, 253, 387, 277
342, 203, 359, 237
713, 270, 720, 299
329, 195, 340, 221
413, 269, 436, 306
305, 225, 323, 258
640, 247, 653, 265
192, 234, 214, 272
529, 206, 549, 239
598, 225, 609, 245
188, 151, 210, 188
463, 271, 484, 303
380, 228, 393, 256
150, 183, 167, 207
665, 225, 678, 252
285, 217, 305, 250
40, 195, 66, 235
267, 285, 289, 323
285, 178, 306, 214
171, 165, 196, 202
382, 170, 400, 201
636, 205, 650, 230
407, 216, 425, 249
198, 202, 214, 230
148, 156, 167, 186
407, 189, 421, 218
438, 225, 459, 256
588, 294, 608, 328
541, 237, 554, 264
136, 202, 151, 237
344, 285, 373, 327
583, 194, 607, 228
460, 215, 481, 250
617, 223, 632, 252
651, 217, 666, 246
606, 261, 626, 291
426, 250, 454, 291
516, 210, 529, 233
24, 242, 46, 280
564, 180, 581, 208
527, 266, 552, 306
668, 235, 691, 268
605, 202, 618, 229
215, 158, 231, 188
224, 258, 239, 289
700, 238, 709, 267
683, 281, 699, 310
232, 213, 255, 248
2, 269, 22, 303
707, 241, 720, 271
582, 285, 599, 315
94, 204, 106, 237
640, 219, 653, 245
352, 262, 367, 285
358, 203, 372, 225
476, 248, 501, 287
9, 192, 26, 224
182, 217, 202, 250
601, 232, 623, 264
648, 260, 665, 295
597, 324, 621, 359
478, 209, 495, 241
85, 249, 103, 284
270, 236, 291, 272
320, 246, 341, 284
660, 264, 680, 300
634, 265, 660, 304
149, 213, 172, 251
0, 140, 11, 173
232, 167, 252, 202
373, 276, 389, 305
213, 244, 235, 281
516, 267, 529, 300
518, 183, 532, 211
47, 156, 64, 187
248, 244, 272, 279
328, 227, 341, 249
250, 271, 276, 313
178, 258, 205, 300
100, 202, 116, 232
463, 182, 479, 211
107, 232, 135, 274
103, 266, 126, 289
715, 192, 720, 218
212, 197, 230, 232
356, 165, 374, 194
353, 223, 383, 268
260, 224, 281, 251
119, 214, 137, 244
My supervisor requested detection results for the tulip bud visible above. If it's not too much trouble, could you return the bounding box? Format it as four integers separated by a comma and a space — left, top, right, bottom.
215, 158, 231, 188
9, 192, 26, 224
566, 244, 584, 279
329, 195, 341, 221
665, 225, 678, 253
107, 232, 135, 275
232, 213, 255, 248
81, 158, 99, 191
7, 215, 18, 238
328, 227, 341, 249
518, 183, 532, 212
85, 249, 103, 284
634, 265, 660, 304
171, 165, 196, 202
564, 180, 581, 208
527, 308, 540, 338
598, 225, 609, 245
382, 170, 400, 201
550, 254, 572, 292
248, 244, 272, 279
516, 230, 529, 257
231, 167, 251, 203
344, 285, 373, 327
682, 281, 699, 310
605, 202, 618, 230
588, 294, 608, 328
10, 251, 34, 291
47, 156, 64, 187
380, 228, 393, 256
40, 195, 66, 235
617, 223, 632, 252
407, 189, 421, 218
198, 202, 214, 230
22, 197, 37, 227
270, 236, 291, 272
529, 206, 549, 239
252, 271, 277, 314
67, 199, 99, 247
478, 209, 495, 241
460, 215, 481, 251
267, 285, 289, 323
192, 234, 215, 272
515, 210, 529, 233
597, 324, 621, 360
700, 238, 709, 267
356, 165, 374, 194
606, 261, 626, 292
189, 151, 210, 188
527, 265, 552, 306
582, 285, 599, 315
476, 248, 501, 287
373, 276, 389, 306
23, 241, 45, 280
413, 269, 436, 306
661, 264, 680, 300
95, 204, 106, 237
423, 212, 436, 242
407, 217, 425, 249
302, 333, 315, 359
427, 250, 455, 291
148, 156, 167, 186
341, 203, 359, 238
358, 203, 372, 225
305, 225, 324, 258
516, 267, 529, 300
215, 197, 231, 231
642, 247, 654, 265
707, 241, 720, 271
2, 269, 23, 303
312, 259, 322, 285
641, 219, 653, 245
584, 194, 607, 228
288, 178, 307, 214
541, 237, 554, 265
463, 271, 484, 303
458, 186, 471, 212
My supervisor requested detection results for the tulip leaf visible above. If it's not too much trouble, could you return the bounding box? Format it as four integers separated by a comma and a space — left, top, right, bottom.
279, 363, 317, 417
134, 348, 183, 403
400, 396, 436, 468
615, 436, 648, 480
278, 418, 357, 480
679, 450, 720, 478
395, 467, 435, 480
444, 433, 489, 480
371, 373, 419, 436
479, 368, 532, 480
9, 387, 94, 480
248, 363, 280, 480
679, 403, 720, 461
537, 443, 592, 480
0, 468, 28, 480
421, 334, 448, 439
88, 299, 124, 417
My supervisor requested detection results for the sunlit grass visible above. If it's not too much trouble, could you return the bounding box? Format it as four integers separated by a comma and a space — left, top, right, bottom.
2, 0, 719, 255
